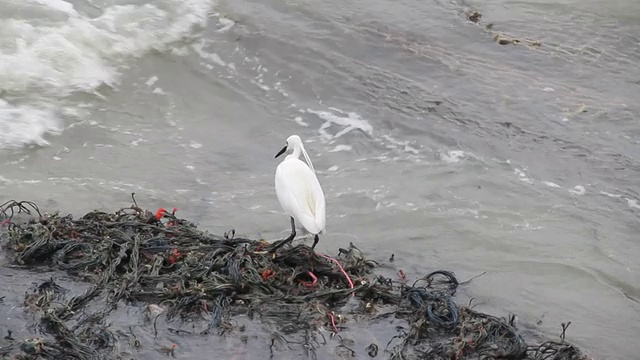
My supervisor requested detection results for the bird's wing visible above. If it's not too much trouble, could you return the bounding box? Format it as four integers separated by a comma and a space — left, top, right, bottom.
275, 158, 326, 234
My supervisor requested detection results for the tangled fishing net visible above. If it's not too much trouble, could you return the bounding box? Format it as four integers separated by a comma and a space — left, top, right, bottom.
0, 197, 591, 359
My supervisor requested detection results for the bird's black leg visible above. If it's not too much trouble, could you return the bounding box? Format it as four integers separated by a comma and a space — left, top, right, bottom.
311, 234, 319, 250
269, 217, 296, 253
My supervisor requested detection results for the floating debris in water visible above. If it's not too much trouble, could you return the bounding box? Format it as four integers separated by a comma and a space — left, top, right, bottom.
467, 11, 482, 23
460, 8, 543, 49
0, 197, 590, 359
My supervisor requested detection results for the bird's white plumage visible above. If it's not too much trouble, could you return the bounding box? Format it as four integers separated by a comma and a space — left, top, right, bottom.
275, 135, 326, 235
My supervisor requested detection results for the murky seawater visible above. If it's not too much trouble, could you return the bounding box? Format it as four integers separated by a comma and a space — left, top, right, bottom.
1, 0, 639, 358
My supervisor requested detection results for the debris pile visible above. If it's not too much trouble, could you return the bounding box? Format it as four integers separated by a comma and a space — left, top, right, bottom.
463, 9, 543, 48
0, 198, 590, 359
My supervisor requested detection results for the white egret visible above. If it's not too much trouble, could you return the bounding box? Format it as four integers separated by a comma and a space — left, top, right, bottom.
269, 135, 326, 252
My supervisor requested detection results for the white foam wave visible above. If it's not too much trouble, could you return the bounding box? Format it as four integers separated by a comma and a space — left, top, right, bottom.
568, 185, 586, 195
28, 0, 78, 15
514, 168, 533, 184
329, 144, 352, 152
192, 39, 227, 66
626, 198, 640, 210
216, 17, 235, 33
0, 0, 214, 149
0, 100, 61, 148
381, 135, 420, 155
145, 76, 159, 87
542, 181, 561, 188
306, 108, 373, 140
439, 150, 468, 164
600, 191, 622, 198
293, 116, 309, 127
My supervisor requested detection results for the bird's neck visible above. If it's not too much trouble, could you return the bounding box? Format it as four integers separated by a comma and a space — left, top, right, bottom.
287, 146, 302, 160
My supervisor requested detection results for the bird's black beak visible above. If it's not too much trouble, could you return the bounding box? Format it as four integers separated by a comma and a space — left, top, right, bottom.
275, 145, 287, 158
